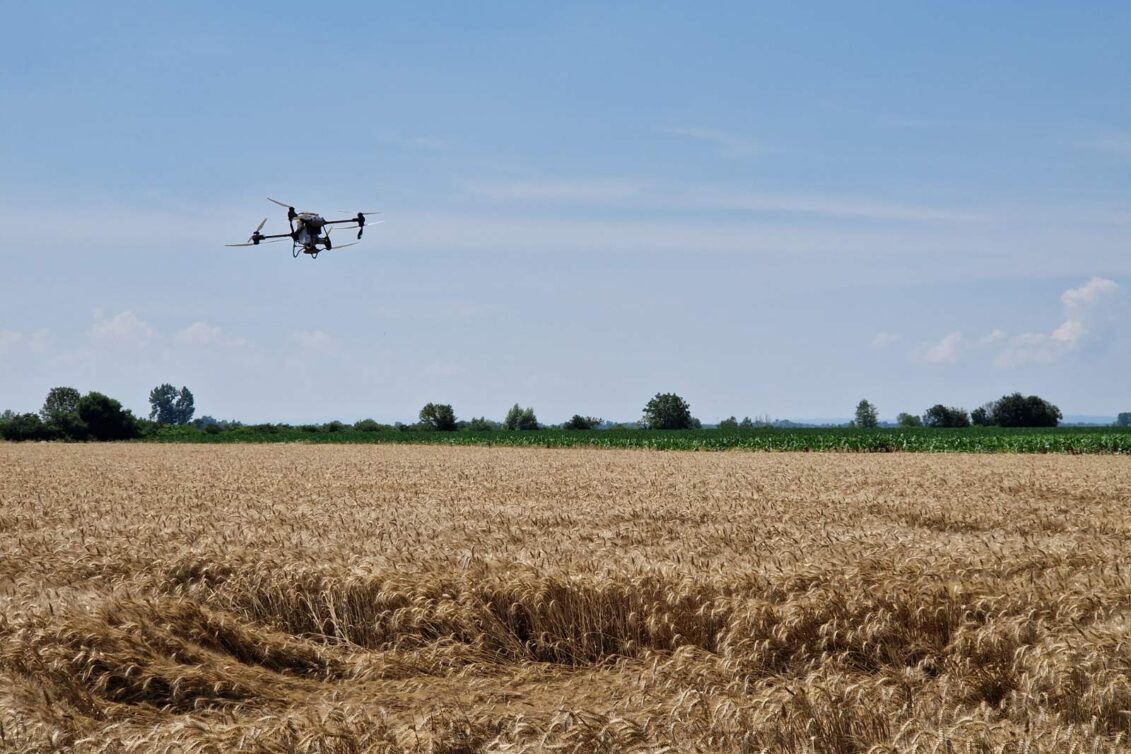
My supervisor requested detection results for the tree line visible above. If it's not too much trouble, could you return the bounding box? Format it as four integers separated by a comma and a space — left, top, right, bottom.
0, 384, 194, 441
1, 385, 1123, 442
856, 394, 1064, 429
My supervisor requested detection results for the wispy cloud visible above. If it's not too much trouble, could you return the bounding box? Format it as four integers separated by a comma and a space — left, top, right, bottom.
290, 330, 340, 353
871, 333, 900, 349
1078, 131, 1131, 158
677, 189, 979, 222
462, 178, 975, 223
660, 127, 763, 158
173, 322, 247, 349
464, 179, 642, 202
918, 330, 1004, 365
0, 328, 51, 355
381, 133, 452, 152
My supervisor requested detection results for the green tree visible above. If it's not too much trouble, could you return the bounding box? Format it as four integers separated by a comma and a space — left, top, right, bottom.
854, 399, 879, 429
718, 416, 739, 431
990, 393, 1061, 428
174, 387, 195, 425
896, 412, 922, 428
1116, 412, 1131, 428
504, 404, 539, 430
642, 393, 693, 430
353, 418, 384, 432
41, 387, 81, 424
40, 386, 87, 439
971, 404, 994, 426
418, 402, 457, 431
922, 404, 970, 428
78, 392, 141, 440
149, 384, 195, 425
563, 415, 602, 430
466, 416, 499, 431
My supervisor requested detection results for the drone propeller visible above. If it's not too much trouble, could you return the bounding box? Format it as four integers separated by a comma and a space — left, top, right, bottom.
225, 237, 286, 248
267, 197, 298, 221
248, 217, 267, 242
329, 241, 359, 251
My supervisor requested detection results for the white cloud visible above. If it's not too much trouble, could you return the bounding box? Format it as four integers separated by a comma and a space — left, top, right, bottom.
90, 311, 156, 347
290, 330, 340, 352
996, 277, 1121, 367
660, 126, 763, 158
914, 279, 1122, 369
871, 332, 900, 349
174, 322, 247, 348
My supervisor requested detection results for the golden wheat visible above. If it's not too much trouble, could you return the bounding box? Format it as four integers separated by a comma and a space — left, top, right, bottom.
0, 444, 1128, 753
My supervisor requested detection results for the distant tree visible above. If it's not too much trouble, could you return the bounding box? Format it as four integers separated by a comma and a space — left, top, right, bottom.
854, 400, 879, 429
504, 404, 539, 430
896, 412, 922, 428
324, 420, 346, 433
642, 393, 693, 430
418, 403, 457, 431
1116, 413, 1131, 428
39, 386, 88, 440
718, 416, 739, 431
149, 384, 194, 425
563, 415, 602, 430
922, 404, 970, 428
174, 387, 195, 425
466, 416, 499, 431
739, 417, 755, 429
353, 418, 384, 432
991, 393, 1062, 428
40, 387, 81, 424
78, 392, 140, 440
971, 404, 994, 427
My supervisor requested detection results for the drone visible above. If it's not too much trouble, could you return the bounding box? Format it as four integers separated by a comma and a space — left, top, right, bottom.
227, 198, 382, 259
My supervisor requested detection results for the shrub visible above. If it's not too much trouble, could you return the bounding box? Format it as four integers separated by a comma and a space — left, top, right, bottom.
991, 393, 1061, 428
77, 392, 141, 441
922, 405, 970, 428
563, 415, 602, 430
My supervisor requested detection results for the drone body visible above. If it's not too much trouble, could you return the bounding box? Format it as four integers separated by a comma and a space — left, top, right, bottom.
227, 198, 381, 259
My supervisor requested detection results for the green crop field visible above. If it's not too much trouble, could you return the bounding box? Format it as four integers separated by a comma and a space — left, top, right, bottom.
146, 425, 1131, 453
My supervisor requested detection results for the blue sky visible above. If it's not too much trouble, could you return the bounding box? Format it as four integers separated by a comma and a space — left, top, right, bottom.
2, 2, 1129, 423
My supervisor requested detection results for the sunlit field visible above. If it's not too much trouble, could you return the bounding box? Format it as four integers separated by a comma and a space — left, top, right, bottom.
2, 444, 1128, 753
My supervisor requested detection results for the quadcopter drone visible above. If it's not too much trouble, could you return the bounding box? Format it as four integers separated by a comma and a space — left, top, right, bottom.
227, 198, 382, 259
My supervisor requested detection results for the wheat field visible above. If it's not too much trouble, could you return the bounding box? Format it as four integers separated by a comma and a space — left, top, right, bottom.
1, 444, 1128, 753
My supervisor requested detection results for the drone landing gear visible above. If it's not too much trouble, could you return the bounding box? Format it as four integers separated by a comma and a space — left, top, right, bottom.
292, 244, 301, 259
